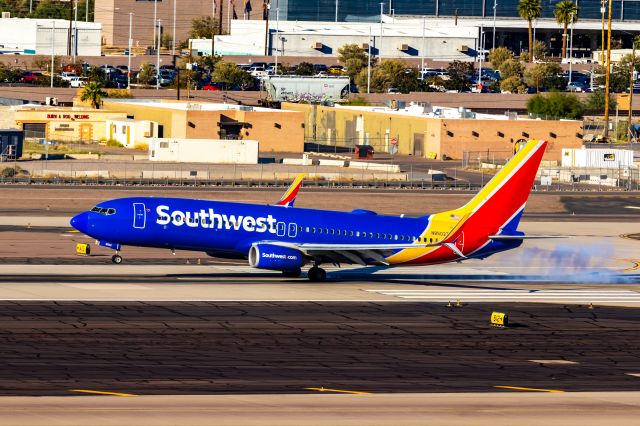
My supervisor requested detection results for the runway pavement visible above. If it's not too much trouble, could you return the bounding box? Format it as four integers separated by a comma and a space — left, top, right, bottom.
0, 301, 639, 397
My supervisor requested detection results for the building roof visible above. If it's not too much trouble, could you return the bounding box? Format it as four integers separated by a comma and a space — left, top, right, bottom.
104, 99, 300, 113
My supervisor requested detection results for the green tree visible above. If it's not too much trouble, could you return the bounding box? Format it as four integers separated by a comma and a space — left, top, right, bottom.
532, 39, 548, 61
137, 62, 156, 85
86, 66, 106, 84
189, 16, 220, 39
527, 92, 583, 119
498, 59, 525, 79
338, 43, 373, 82
0, 64, 23, 83
295, 62, 315, 76
554, 0, 578, 59
524, 62, 565, 92
583, 90, 617, 114
212, 61, 252, 88
487, 47, 514, 70
193, 54, 222, 72
444, 60, 474, 91
500, 75, 526, 93
517, 0, 542, 62
161, 34, 173, 50
80, 81, 107, 109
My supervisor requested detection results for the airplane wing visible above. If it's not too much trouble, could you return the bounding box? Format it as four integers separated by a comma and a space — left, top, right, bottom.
260, 241, 438, 266
275, 173, 306, 207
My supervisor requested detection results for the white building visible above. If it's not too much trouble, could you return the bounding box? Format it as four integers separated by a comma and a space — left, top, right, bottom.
106, 119, 160, 149
149, 139, 259, 164
191, 20, 479, 61
0, 18, 102, 56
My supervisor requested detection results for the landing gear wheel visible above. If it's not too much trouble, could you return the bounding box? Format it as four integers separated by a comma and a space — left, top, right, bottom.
111, 254, 123, 264
282, 268, 302, 278
307, 266, 327, 282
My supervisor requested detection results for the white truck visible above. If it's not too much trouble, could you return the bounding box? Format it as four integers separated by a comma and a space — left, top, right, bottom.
263, 75, 351, 103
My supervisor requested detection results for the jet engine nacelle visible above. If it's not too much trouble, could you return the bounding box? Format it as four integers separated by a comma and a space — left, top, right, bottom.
248, 243, 305, 271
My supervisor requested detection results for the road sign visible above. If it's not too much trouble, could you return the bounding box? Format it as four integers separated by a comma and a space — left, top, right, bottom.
390, 138, 398, 145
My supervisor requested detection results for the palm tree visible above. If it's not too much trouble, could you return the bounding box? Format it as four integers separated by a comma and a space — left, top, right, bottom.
554, 1, 578, 60
80, 81, 107, 109
518, 0, 542, 62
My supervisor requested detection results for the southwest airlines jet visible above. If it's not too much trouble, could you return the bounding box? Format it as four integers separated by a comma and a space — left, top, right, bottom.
70, 140, 548, 281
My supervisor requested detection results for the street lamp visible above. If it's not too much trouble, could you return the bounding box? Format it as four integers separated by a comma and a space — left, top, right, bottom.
379, 2, 384, 59
172, 0, 177, 56
604, 0, 613, 140
492, 0, 497, 50
569, 11, 575, 85
420, 16, 426, 80
153, 0, 158, 50
335, 0, 338, 22
367, 25, 372, 94
128, 13, 133, 89
156, 19, 161, 90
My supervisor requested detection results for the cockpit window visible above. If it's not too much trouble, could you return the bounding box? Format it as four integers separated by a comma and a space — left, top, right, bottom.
90, 206, 116, 216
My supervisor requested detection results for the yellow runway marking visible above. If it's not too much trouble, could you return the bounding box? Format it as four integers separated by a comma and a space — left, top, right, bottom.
305, 387, 370, 395
621, 259, 640, 272
70, 389, 137, 397
494, 386, 564, 393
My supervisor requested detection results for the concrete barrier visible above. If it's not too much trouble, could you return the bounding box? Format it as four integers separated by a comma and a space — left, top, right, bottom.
318, 159, 347, 167
349, 161, 401, 173
66, 154, 100, 160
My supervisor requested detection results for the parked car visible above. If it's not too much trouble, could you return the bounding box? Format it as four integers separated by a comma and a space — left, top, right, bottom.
313, 64, 328, 74
60, 71, 78, 81
20, 71, 38, 84
69, 76, 88, 88
201, 82, 224, 91
328, 65, 344, 76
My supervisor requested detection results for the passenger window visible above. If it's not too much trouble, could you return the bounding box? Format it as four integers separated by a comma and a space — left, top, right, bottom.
350, 231, 354, 236
312, 227, 316, 233
318, 228, 323, 234
356, 231, 360, 237
306, 227, 310, 232
369, 232, 373, 238
394, 235, 398, 240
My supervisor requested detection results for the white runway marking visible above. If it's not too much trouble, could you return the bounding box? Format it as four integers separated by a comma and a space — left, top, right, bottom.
365, 289, 640, 303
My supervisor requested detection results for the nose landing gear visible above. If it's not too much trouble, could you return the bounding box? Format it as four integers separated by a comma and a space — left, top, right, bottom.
111, 253, 123, 264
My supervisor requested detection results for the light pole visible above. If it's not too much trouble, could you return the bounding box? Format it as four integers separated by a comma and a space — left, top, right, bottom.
478, 24, 484, 86
604, 0, 613, 140
492, 0, 497, 50
153, 0, 158, 50
156, 19, 161, 90
73, 0, 78, 61
420, 16, 426, 80
379, 2, 384, 59
335, 0, 338, 22
367, 25, 372, 94
568, 11, 574, 85
128, 12, 133, 89
172, 0, 176, 56
50, 20, 55, 89
212, 0, 216, 56
275, 0, 279, 74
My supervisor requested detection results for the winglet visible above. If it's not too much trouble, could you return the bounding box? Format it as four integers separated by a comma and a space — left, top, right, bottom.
276, 173, 306, 207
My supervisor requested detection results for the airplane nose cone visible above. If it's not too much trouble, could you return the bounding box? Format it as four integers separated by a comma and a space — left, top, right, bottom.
70, 212, 89, 234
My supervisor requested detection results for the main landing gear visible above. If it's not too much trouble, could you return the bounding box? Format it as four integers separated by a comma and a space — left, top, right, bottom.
111, 253, 123, 264
307, 266, 327, 282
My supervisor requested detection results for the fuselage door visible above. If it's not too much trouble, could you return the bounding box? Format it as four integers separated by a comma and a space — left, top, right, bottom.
288, 222, 298, 238
133, 203, 146, 229
276, 222, 286, 237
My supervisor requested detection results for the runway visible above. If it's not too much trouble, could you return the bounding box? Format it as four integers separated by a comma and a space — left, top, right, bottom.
1, 300, 639, 397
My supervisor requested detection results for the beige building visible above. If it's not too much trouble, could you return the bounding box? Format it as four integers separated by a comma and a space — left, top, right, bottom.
96, 0, 264, 47
102, 99, 305, 153
12, 107, 127, 142
284, 103, 584, 161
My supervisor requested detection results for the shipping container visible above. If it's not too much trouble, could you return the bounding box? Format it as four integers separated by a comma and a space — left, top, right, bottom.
149, 139, 259, 164
0, 129, 23, 161
561, 148, 634, 169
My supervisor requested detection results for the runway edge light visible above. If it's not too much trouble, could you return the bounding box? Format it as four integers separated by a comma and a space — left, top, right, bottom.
490, 312, 508, 328
76, 243, 90, 256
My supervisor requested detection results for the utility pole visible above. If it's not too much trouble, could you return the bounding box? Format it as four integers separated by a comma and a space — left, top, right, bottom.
274, 0, 279, 74
153, 0, 158, 50
335, 0, 338, 22
601, 0, 606, 57
67, 0, 73, 56
568, 12, 574, 85
604, 0, 613, 140
156, 19, 161, 90
218, 0, 224, 36
629, 40, 636, 141
264, 1, 270, 56
211, 0, 216, 56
